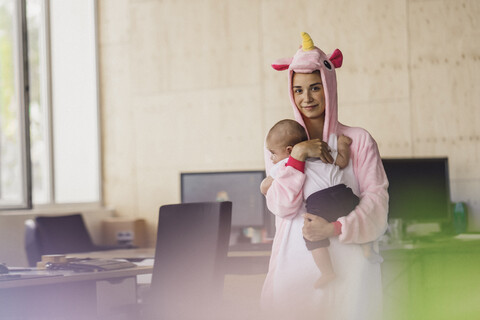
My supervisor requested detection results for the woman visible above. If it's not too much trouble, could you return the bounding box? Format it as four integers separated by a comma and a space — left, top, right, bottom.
261, 32, 389, 320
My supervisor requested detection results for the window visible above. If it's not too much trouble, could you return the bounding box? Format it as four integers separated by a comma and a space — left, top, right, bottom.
0, 0, 101, 210
28, 0, 49, 204
0, 0, 31, 209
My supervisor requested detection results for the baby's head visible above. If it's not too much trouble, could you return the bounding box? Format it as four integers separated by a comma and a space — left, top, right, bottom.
266, 119, 308, 164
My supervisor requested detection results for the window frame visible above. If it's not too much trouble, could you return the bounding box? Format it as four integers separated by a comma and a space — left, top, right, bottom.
0, 0, 32, 210
0, 0, 102, 211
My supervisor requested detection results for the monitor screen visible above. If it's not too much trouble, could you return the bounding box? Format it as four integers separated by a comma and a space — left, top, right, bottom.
180, 171, 270, 229
382, 158, 451, 223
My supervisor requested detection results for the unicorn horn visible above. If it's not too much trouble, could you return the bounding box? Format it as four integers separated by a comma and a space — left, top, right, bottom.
301, 32, 314, 51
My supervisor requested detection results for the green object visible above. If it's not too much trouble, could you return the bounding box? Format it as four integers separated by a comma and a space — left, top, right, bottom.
453, 202, 467, 234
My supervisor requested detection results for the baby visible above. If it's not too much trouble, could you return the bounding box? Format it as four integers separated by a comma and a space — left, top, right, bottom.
262, 119, 379, 288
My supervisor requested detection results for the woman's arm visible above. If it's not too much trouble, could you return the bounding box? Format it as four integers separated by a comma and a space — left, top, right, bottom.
302, 130, 388, 244
337, 131, 389, 243
290, 138, 333, 163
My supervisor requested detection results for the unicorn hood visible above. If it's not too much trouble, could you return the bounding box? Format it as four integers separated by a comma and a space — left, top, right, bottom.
272, 32, 343, 141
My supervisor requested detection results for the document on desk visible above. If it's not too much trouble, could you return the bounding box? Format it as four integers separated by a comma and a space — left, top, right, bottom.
67, 259, 136, 271
45, 259, 137, 272
133, 258, 154, 285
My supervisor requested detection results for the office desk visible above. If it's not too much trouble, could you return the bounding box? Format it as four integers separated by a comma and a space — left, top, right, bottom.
69, 246, 272, 275
67, 247, 156, 261
64, 240, 480, 320
65, 246, 271, 318
68, 248, 157, 286
381, 236, 480, 320
0, 265, 152, 319
65, 239, 480, 319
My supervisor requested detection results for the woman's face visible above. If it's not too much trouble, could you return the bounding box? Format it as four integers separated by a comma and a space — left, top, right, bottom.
292, 72, 326, 120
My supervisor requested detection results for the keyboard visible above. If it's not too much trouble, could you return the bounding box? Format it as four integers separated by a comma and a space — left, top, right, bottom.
70, 259, 136, 271
47, 259, 136, 272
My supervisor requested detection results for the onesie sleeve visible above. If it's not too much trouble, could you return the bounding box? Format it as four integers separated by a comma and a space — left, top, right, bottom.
265, 157, 306, 220
337, 132, 389, 244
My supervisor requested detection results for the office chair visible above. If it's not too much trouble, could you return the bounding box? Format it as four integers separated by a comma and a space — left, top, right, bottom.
24, 213, 121, 267
143, 201, 232, 319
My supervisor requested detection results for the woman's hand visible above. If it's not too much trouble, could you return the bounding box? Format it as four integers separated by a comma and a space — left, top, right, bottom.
302, 213, 335, 241
290, 139, 333, 163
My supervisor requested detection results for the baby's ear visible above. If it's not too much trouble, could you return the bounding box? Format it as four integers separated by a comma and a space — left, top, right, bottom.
286, 145, 294, 154
272, 57, 293, 71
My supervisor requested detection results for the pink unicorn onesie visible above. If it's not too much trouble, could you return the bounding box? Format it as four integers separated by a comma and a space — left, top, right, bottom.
261, 32, 389, 320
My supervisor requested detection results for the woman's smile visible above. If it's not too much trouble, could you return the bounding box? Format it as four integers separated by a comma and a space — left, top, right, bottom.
302, 104, 318, 110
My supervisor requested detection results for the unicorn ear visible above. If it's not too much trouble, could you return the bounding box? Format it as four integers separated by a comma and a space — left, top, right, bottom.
272, 57, 293, 71
329, 49, 343, 68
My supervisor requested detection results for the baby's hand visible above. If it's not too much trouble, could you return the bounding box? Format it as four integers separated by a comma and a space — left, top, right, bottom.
338, 134, 352, 146
260, 176, 274, 195
336, 135, 352, 169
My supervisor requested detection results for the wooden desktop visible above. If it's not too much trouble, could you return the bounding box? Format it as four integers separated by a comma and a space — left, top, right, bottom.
0, 264, 152, 319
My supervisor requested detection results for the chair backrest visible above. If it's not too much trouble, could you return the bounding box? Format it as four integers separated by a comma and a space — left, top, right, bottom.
24, 219, 41, 267
24, 214, 96, 266
147, 201, 232, 319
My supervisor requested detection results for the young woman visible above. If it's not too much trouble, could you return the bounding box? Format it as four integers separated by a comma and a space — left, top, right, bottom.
261, 32, 389, 320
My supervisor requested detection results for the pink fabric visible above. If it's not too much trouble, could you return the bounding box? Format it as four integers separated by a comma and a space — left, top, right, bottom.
286, 156, 305, 173
261, 35, 388, 319
333, 220, 342, 235
271, 57, 294, 71
329, 48, 343, 68
265, 166, 306, 220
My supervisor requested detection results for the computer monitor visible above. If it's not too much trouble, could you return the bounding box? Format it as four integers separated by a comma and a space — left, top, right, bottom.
382, 158, 452, 224
180, 171, 273, 233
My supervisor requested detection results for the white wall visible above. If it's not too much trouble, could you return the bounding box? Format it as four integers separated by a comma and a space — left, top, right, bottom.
50, 0, 101, 203
97, 0, 480, 245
